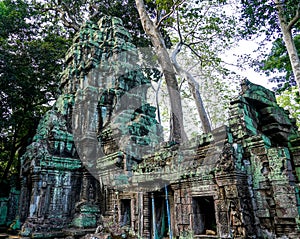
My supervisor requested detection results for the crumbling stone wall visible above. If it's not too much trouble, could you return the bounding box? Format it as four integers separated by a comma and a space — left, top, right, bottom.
0, 175, 20, 231
97, 80, 300, 238
228, 81, 300, 237
16, 15, 300, 239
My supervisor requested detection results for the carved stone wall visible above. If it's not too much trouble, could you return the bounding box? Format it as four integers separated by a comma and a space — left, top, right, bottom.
99, 80, 300, 238
16, 15, 300, 239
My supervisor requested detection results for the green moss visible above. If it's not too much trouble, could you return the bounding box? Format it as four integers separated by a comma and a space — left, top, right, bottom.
262, 134, 271, 148
0, 198, 8, 225
267, 148, 288, 182
234, 144, 244, 171
250, 155, 265, 189
40, 156, 82, 170
244, 114, 258, 135
227, 131, 233, 143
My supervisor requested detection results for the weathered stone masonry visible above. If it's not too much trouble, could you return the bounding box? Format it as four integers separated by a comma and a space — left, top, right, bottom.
1, 16, 300, 238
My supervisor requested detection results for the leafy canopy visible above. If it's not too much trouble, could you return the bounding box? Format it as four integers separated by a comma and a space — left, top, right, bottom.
259, 36, 300, 91
0, 0, 70, 181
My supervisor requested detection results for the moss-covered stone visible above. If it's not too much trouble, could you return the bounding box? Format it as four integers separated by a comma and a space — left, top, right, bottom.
16, 16, 300, 239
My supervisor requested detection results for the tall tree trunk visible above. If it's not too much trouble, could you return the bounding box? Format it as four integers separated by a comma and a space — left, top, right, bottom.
135, 0, 187, 142
275, 0, 300, 94
282, 31, 300, 94
171, 43, 212, 134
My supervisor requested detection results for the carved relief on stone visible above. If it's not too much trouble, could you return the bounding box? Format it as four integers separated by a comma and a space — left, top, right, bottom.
224, 185, 238, 199
228, 201, 245, 238
216, 143, 235, 173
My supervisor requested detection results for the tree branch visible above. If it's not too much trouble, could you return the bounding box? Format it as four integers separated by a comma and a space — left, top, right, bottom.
61, 2, 80, 31
156, 9, 175, 28
182, 42, 203, 60
156, 0, 185, 28
171, 43, 211, 133
183, 17, 203, 42
176, 10, 183, 42
90, 3, 100, 19
61, 13, 80, 31
155, 9, 162, 26
179, 78, 185, 90
183, 5, 211, 41
288, 3, 300, 31
39, 2, 80, 31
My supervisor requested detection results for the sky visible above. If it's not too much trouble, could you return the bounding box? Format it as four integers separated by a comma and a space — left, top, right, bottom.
223, 39, 276, 91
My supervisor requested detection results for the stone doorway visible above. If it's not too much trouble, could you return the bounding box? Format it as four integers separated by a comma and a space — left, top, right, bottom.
150, 195, 169, 239
120, 199, 131, 227
192, 196, 217, 235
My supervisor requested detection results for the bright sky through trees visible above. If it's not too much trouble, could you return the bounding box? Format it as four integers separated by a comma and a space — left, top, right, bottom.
223, 39, 276, 90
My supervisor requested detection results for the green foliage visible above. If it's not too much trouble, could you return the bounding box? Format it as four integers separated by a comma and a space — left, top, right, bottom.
276, 87, 300, 128
176, 0, 237, 64
239, 0, 300, 91
0, 0, 70, 180
171, 0, 239, 132
34, 0, 152, 47
0, 0, 28, 38
259, 36, 300, 91
153, 0, 174, 11
240, 0, 299, 37
240, 0, 277, 36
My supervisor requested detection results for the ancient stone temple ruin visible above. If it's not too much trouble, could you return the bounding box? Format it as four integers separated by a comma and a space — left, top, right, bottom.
4, 16, 300, 238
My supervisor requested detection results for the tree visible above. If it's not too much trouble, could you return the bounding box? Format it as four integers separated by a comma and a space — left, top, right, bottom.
170, 0, 238, 133
135, 0, 188, 142
274, 0, 300, 93
171, 43, 212, 133
258, 34, 300, 129
240, 0, 300, 93
136, 0, 240, 137
35, 0, 241, 141
0, 0, 70, 182
32, 0, 152, 47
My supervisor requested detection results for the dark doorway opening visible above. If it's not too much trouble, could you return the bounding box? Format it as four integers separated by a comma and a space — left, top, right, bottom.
120, 199, 131, 227
192, 196, 216, 235
150, 196, 168, 239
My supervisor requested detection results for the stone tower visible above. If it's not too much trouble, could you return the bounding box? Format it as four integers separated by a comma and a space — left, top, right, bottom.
19, 16, 162, 238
